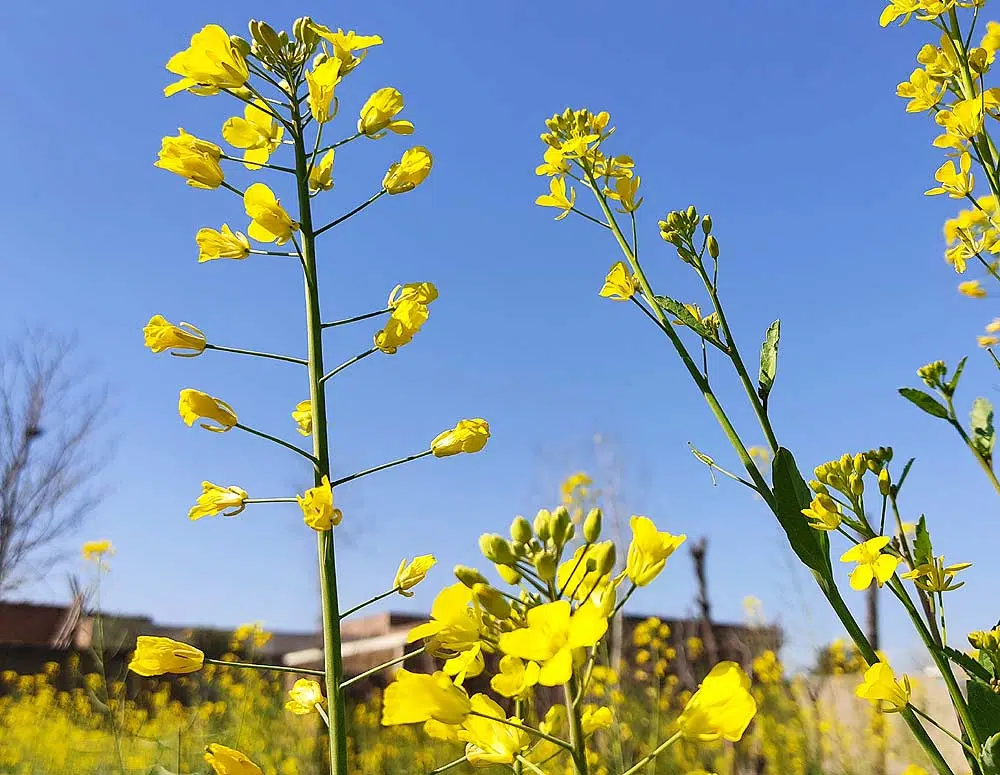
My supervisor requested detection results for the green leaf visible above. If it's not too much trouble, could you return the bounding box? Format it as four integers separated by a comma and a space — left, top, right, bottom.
971, 397, 996, 463
771, 447, 831, 577
981, 649, 998, 680
891, 457, 916, 498
944, 645, 993, 682
947, 356, 969, 397
969, 679, 1000, 743
914, 515, 933, 568
653, 296, 714, 341
982, 732, 1000, 775
758, 320, 780, 402
898, 387, 950, 419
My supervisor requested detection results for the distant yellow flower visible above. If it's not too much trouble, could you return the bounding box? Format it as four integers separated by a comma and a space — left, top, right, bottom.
959, 279, 987, 298
308, 24, 382, 74
381, 669, 471, 726
678, 661, 757, 742
498, 600, 608, 685
926, 153, 974, 198
305, 57, 343, 123
244, 183, 299, 245
747, 446, 771, 464
536, 176, 575, 220
626, 516, 686, 587
164, 24, 249, 97
902, 766, 929, 775
82, 540, 114, 561
430, 419, 491, 457
856, 661, 910, 712
901, 555, 972, 592
189, 482, 248, 520
840, 537, 899, 591
297, 475, 341, 531
800, 493, 842, 531
359, 87, 414, 137
284, 679, 325, 715
375, 300, 430, 353
979, 335, 1000, 348
143, 315, 207, 356
599, 261, 636, 301
292, 400, 312, 436
222, 100, 284, 169
196, 224, 251, 261
155, 129, 224, 189
582, 705, 613, 735
204, 743, 262, 775
490, 655, 540, 699
395, 555, 437, 596
178, 389, 237, 432
388, 282, 438, 308
128, 636, 204, 676
383, 147, 433, 194
309, 149, 335, 193
408, 583, 484, 657
458, 694, 529, 766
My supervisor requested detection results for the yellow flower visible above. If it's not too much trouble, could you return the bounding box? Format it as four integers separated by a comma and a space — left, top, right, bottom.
443, 643, 485, 685
383, 146, 433, 194
292, 400, 312, 436
128, 636, 204, 676
305, 57, 343, 123
856, 661, 910, 712
178, 389, 237, 432
297, 476, 341, 531
408, 583, 484, 657
381, 669, 471, 726
581, 705, 613, 735
204, 743, 262, 775
677, 661, 757, 742
359, 87, 415, 137
189, 482, 249, 521
164, 24, 249, 97
980, 335, 1000, 348
309, 149, 335, 193
879, 0, 920, 26
196, 224, 251, 262
155, 129, 224, 189
222, 100, 284, 169
959, 279, 987, 298
840, 537, 899, 591
896, 68, 943, 112
82, 540, 114, 561
143, 315, 207, 355
395, 555, 437, 596
800, 493, 842, 531
599, 261, 636, 301
388, 282, 439, 308
308, 24, 382, 75
902, 766, 929, 775
458, 694, 529, 766
535, 146, 570, 177
498, 600, 608, 685
926, 153, 974, 198
375, 300, 430, 353
535, 176, 575, 220
430, 419, 491, 457
244, 183, 299, 245
284, 679, 325, 715
608, 175, 642, 213
490, 655, 540, 699
626, 516, 686, 587
901, 555, 972, 592
556, 541, 615, 601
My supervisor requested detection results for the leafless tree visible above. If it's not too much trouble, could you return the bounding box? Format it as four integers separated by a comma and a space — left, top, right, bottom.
0, 331, 110, 598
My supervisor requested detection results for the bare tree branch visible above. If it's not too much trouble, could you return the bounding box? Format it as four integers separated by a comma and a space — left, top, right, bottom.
0, 330, 111, 598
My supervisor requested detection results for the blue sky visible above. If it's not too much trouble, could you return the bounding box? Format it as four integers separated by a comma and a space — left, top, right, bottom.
2, 1, 996, 671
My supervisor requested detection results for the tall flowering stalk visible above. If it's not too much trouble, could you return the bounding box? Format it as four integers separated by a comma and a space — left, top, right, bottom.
137, 17, 488, 775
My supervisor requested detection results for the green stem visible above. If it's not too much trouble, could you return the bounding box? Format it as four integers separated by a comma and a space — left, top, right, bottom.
427, 756, 468, 774
517, 756, 546, 775
570, 207, 611, 229
289, 88, 350, 775
234, 423, 318, 465
205, 343, 307, 366
317, 132, 363, 154
319, 348, 377, 384
467, 711, 573, 753
219, 153, 296, 173
945, 394, 1000, 496
557, 541, 592, 598
205, 658, 324, 677
243, 497, 297, 504
340, 587, 400, 620
314, 191, 386, 237
322, 308, 391, 328
618, 730, 682, 775
330, 450, 433, 487
340, 647, 425, 689
513, 699, 525, 775
911, 705, 977, 756
563, 680, 589, 775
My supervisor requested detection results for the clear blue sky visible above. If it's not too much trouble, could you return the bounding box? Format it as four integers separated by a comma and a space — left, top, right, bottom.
2, 1, 995, 671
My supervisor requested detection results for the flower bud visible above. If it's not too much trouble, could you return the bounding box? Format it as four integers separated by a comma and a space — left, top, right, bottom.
534, 552, 557, 582
293, 16, 318, 48
849, 473, 864, 497
598, 543, 617, 575
249, 20, 283, 56
706, 235, 719, 259
473, 583, 511, 619
701, 215, 713, 234
878, 469, 891, 497
809, 479, 829, 495
496, 564, 522, 585
510, 516, 533, 544
230, 36, 251, 57
565, 523, 576, 543
534, 509, 551, 541
550, 506, 572, 546
583, 508, 603, 542
686, 205, 698, 222
479, 533, 517, 565
454, 565, 488, 589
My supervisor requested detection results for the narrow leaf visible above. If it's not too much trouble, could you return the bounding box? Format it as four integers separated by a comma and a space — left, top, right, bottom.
771, 447, 831, 576
947, 356, 969, 396
914, 515, 933, 568
892, 457, 916, 498
944, 645, 993, 682
653, 296, 713, 340
758, 320, 780, 401
971, 397, 996, 463
898, 387, 950, 419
